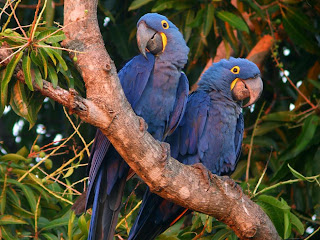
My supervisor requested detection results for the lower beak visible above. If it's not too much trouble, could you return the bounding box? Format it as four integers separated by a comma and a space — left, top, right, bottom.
137, 21, 163, 58
232, 76, 263, 107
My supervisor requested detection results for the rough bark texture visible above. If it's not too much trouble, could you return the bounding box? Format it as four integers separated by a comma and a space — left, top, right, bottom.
0, 1, 280, 239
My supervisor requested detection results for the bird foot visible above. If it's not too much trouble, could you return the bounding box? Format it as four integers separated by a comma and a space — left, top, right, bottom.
192, 163, 211, 191
159, 142, 171, 164
138, 116, 148, 132
220, 176, 243, 199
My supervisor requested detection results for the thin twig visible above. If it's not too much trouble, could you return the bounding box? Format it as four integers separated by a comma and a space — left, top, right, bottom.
45, 139, 94, 180
34, 195, 41, 239
246, 102, 266, 182
116, 200, 142, 229
30, 0, 48, 41
254, 174, 320, 197
63, 107, 90, 157
18, 126, 80, 182
252, 147, 273, 195
8, 0, 28, 38
38, 167, 81, 195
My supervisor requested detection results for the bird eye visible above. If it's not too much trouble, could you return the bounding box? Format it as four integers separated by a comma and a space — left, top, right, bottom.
161, 20, 169, 29
230, 66, 240, 74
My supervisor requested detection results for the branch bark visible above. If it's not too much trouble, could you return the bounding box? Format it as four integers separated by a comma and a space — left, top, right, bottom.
0, 1, 280, 239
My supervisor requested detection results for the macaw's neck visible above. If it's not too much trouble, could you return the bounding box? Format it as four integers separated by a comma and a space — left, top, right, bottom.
208, 90, 242, 116
156, 31, 189, 70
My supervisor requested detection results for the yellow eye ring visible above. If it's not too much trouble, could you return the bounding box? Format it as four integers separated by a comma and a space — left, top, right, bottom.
161, 20, 169, 29
230, 66, 240, 74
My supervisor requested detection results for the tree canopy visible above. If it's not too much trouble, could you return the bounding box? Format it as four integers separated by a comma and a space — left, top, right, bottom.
0, 0, 319, 239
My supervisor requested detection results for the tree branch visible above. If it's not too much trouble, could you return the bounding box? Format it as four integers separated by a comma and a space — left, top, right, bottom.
0, 1, 280, 238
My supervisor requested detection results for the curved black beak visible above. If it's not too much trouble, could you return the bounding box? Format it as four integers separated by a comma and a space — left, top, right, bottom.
232, 76, 263, 107
137, 21, 163, 58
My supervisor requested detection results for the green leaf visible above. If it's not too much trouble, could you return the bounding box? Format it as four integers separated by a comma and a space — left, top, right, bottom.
216, 11, 249, 33
33, 66, 43, 89
282, 14, 319, 53
257, 201, 284, 236
48, 64, 58, 88
0, 215, 27, 225
50, 49, 68, 71
78, 214, 88, 236
283, 211, 291, 239
261, 111, 296, 122
63, 167, 74, 178
212, 229, 232, 240
0, 153, 28, 162
288, 164, 309, 181
42, 46, 57, 65
30, 51, 43, 67
290, 212, 304, 235
128, 0, 153, 11
68, 211, 76, 239
187, 9, 204, 28
41, 232, 60, 240
203, 4, 214, 37
1, 51, 23, 114
22, 185, 37, 213
45, 34, 66, 44
22, 54, 33, 91
206, 216, 213, 233
39, 48, 48, 79
257, 195, 291, 210
41, 216, 69, 230
16, 146, 29, 157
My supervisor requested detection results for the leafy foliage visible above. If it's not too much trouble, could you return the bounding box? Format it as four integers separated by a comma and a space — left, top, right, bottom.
1, 0, 320, 239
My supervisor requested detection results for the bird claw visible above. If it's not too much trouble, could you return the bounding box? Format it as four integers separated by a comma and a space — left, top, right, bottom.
159, 142, 170, 164
192, 163, 211, 191
220, 176, 243, 199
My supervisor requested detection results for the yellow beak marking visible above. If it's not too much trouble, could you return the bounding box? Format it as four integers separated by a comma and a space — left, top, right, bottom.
160, 32, 167, 52
230, 78, 239, 90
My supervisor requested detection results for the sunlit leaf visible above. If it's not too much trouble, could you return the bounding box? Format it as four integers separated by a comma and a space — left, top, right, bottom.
22, 54, 33, 91
1, 51, 23, 114
0, 154, 28, 162
78, 214, 88, 236
0, 215, 27, 225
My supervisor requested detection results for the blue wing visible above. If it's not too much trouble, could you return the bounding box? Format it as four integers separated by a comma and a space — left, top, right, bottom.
164, 72, 189, 138
169, 91, 210, 161
119, 53, 155, 108
86, 53, 156, 240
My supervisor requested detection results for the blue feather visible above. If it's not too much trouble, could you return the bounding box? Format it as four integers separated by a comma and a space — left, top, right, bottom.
129, 58, 261, 240
85, 13, 189, 240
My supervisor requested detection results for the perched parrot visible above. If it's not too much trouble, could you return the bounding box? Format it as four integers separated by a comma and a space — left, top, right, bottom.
128, 57, 263, 240
85, 13, 189, 240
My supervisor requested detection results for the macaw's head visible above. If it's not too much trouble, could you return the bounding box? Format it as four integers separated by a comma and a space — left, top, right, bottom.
198, 57, 263, 107
136, 13, 189, 60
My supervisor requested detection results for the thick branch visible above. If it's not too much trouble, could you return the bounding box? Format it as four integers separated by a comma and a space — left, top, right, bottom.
0, 1, 280, 239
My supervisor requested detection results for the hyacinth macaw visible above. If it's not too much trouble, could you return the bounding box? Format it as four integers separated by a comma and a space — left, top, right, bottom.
128, 57, 263, 240
85, 13, 189, 240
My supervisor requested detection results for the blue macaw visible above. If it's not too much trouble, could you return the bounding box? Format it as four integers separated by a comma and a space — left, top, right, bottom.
128, 57, 263, 240
85, 13, 189, 240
